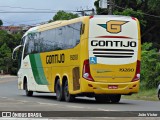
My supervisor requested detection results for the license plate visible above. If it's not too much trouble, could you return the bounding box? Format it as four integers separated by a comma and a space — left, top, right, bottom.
108, 85, 118, 89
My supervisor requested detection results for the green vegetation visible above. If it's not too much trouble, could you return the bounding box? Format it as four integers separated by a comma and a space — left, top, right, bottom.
123, 43, 159, 101
0, 19, 3, 26
123, 88, 158, 101
0, 30, 22, 74
49, 10, 79, 22
141, 43, 160, 89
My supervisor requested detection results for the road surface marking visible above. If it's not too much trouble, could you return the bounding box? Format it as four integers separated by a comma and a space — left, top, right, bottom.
0, 79, 17, 83
16, 100, 29, 103
0, 97, 29, 103
97, 108, 117, 111
0, 97, 7, 99
65, 105, 84, 109
37, 102, 58, 106
97, 108, 110, 111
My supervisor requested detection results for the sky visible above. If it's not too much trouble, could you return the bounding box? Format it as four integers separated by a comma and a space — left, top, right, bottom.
0, 0, 96, 26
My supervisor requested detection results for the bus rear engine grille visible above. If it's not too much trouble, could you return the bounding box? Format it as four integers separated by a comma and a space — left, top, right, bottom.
93, 49, 134, 58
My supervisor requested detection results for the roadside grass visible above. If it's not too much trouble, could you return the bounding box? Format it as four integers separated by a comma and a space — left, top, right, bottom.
122, 88, 158, 101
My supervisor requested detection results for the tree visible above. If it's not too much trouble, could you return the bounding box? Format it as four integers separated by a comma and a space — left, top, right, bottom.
0, 19, 3, 26
50, 10, 79, 22
137, 0, 160, 13
0, 43, 11, 73
94, 0, 160, 49
141, 43, 160, 89
0, 30, 22, 74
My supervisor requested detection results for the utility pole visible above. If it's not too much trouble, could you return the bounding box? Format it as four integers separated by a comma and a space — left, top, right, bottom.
99, 0, 114, 15
108, 0, 114, 15
76, 9, 95, 16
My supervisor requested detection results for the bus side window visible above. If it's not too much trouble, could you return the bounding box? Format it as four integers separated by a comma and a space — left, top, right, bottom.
20, 37, 25, 46
80, 23, 85, 35
73, 22, 81, 46
23, 36, 29, 59
23, 35, 34, 58
65, 24, 74, 49
33, 33, 39, 53
28, 34, 34, 54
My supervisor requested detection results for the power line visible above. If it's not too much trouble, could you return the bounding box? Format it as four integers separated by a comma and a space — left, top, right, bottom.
0, 5, 64, 11
14, 19, 48, 23
3, 19, 49, 25
25, 20, 50, 26
0, 10, 78, 13
98, 10, 108, 15
0, 9, 10, 12
0, 11, 59, 13
142, 13, 160, 19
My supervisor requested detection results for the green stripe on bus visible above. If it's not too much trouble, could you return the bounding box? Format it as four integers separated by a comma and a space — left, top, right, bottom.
29, 54, 48, 85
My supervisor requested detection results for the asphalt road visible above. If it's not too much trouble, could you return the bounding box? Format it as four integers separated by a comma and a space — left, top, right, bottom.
0, 76, 159, 119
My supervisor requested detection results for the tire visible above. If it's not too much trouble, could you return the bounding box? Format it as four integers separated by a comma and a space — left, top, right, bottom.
24, 81, 33, 97
64, 80, 75, 102
109, 94, 121, 103
55, 80, 64, 101
158, 90, 160, 100
95, 95, 110, 103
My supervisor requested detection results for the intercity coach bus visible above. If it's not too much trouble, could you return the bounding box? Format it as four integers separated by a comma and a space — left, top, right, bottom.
12, 15, 141, 103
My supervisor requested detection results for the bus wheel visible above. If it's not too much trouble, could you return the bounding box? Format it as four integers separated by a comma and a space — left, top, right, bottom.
95, 95, 110, 103
24, 81, 33, 97
55, 80, 64, 101
109, 95, 121, 103
64, 80, 75, 102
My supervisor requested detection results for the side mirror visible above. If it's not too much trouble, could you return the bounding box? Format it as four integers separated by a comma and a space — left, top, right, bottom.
12, 45, 23, 60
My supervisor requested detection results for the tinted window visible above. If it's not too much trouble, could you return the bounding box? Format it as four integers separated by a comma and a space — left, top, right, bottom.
24, 22, 82, 56
20, 37, 25, 45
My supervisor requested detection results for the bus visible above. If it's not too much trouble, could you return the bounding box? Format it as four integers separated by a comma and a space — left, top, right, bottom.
12, 15, 141, 103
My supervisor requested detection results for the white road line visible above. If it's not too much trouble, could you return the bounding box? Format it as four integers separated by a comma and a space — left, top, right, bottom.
0, 79, 17, 83
38, 102, 85, 109
0, 96, 7, 99
65, 105, 84, 109
97, 108, 117, 111
97, 108, 110, 111
37, 102, 58, 106
0, 97, 58, 106
16, 100, 29, 103
0, 117, 48, 120
6, 98, 15, 101
0, 97, 30, 103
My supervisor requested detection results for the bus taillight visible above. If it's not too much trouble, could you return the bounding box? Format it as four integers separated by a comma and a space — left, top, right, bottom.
132, 60, 140, 82
82, 59, 94, 81
90, 16, 94, 19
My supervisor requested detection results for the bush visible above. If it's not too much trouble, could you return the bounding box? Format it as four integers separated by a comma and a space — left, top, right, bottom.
0, 30, 22, 75
141, 42, 160, 89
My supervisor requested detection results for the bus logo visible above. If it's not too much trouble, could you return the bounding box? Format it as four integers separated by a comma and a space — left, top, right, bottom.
98, 20, 128, 34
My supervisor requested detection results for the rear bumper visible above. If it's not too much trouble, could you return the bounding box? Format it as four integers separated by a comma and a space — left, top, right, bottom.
81, 80, 140, 95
